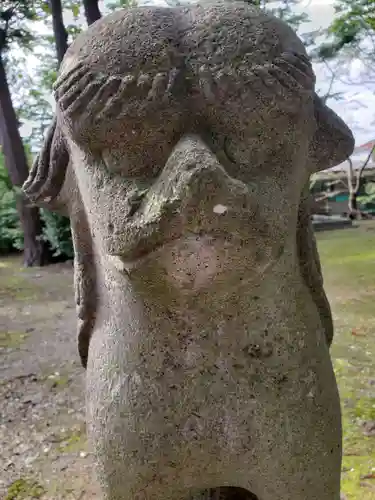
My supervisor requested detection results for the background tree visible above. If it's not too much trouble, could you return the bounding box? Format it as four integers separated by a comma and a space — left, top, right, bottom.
317, 0, 375, 212
347, 146, 375, 219
0, 0, 79, 264
251, 0, 308, 29
0, 1, 46, 266
50, 0, 69, 64
82, 0, 101, 25
35, 0, 74, 257
319, 0, 375, 60
0, 149, 23, 253
317, 0, 375, 87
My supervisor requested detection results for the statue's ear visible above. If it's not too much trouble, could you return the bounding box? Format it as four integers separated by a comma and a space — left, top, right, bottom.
309, 94, 355, 173
23, 116, 70, 216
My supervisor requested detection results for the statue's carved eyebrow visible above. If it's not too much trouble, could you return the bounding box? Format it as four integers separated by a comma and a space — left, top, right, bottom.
23, 116, 69, 204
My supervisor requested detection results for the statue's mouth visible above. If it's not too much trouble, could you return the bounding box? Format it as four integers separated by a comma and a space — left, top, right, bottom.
108, 228, 284, 288
111, 231, 225, 269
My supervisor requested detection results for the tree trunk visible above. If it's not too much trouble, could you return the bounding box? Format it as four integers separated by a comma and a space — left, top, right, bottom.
82, 0, 102, 26
50, 0, 69, 65
0, 54, 45, 266
348, 191, 358, 220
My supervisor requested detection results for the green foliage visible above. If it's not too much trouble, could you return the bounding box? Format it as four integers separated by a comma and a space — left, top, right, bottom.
12, 46, 57, 151
0, 155, 23, 253
0, 188, 23, 253
0, 151, 73, 258
242, 0, 308, 30
318, 0, 375, 59
41, 209, 73, 259
5, 477, 45, 500
106, 0, 137, 11
0, 1, 39, 54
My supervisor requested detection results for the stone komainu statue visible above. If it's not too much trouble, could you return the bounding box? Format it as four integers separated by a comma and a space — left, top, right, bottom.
23, 3, 354, 500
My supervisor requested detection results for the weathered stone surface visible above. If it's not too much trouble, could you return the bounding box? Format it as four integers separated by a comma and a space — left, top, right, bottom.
23, 2, 355, 499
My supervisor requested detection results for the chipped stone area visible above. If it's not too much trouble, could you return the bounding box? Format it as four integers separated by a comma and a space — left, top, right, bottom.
0, 256, 100, 499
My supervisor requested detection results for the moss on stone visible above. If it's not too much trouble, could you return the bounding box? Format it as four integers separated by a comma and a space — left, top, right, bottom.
43, 371, 71, 390
58, 427, 86, 453
0, 331, 28, 348
5, 478, 45, 499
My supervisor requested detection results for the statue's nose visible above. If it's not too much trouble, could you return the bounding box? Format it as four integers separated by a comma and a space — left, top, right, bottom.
145, 134, 263, 234
148, 134, 234, 207
128, 132, 248, 237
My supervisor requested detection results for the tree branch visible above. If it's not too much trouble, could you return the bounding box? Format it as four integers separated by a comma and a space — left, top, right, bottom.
347, 157, 354, 190
0, 10, 12, 52
355, 145, 375, 192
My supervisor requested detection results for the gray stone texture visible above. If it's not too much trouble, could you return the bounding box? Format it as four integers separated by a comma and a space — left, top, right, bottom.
23, 2, 355, 499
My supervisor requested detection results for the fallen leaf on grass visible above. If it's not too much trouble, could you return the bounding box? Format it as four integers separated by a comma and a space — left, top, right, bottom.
361, 473, 375, 480
351, 329, 366, 337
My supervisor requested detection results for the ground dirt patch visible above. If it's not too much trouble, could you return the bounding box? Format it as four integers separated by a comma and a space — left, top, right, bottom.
0, 255, 100, 499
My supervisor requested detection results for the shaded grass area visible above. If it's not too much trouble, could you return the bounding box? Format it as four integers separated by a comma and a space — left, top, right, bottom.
0, 255, 69, 303
317, 222, 375, 499
0, 255, 74, 353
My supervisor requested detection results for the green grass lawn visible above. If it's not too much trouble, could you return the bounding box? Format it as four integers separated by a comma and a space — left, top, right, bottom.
317, 222, 375, 499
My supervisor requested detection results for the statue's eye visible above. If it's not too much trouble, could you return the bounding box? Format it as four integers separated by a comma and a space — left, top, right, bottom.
206, 129, 265, 169
222, 136, 260, 168
223, 131, 283, 172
